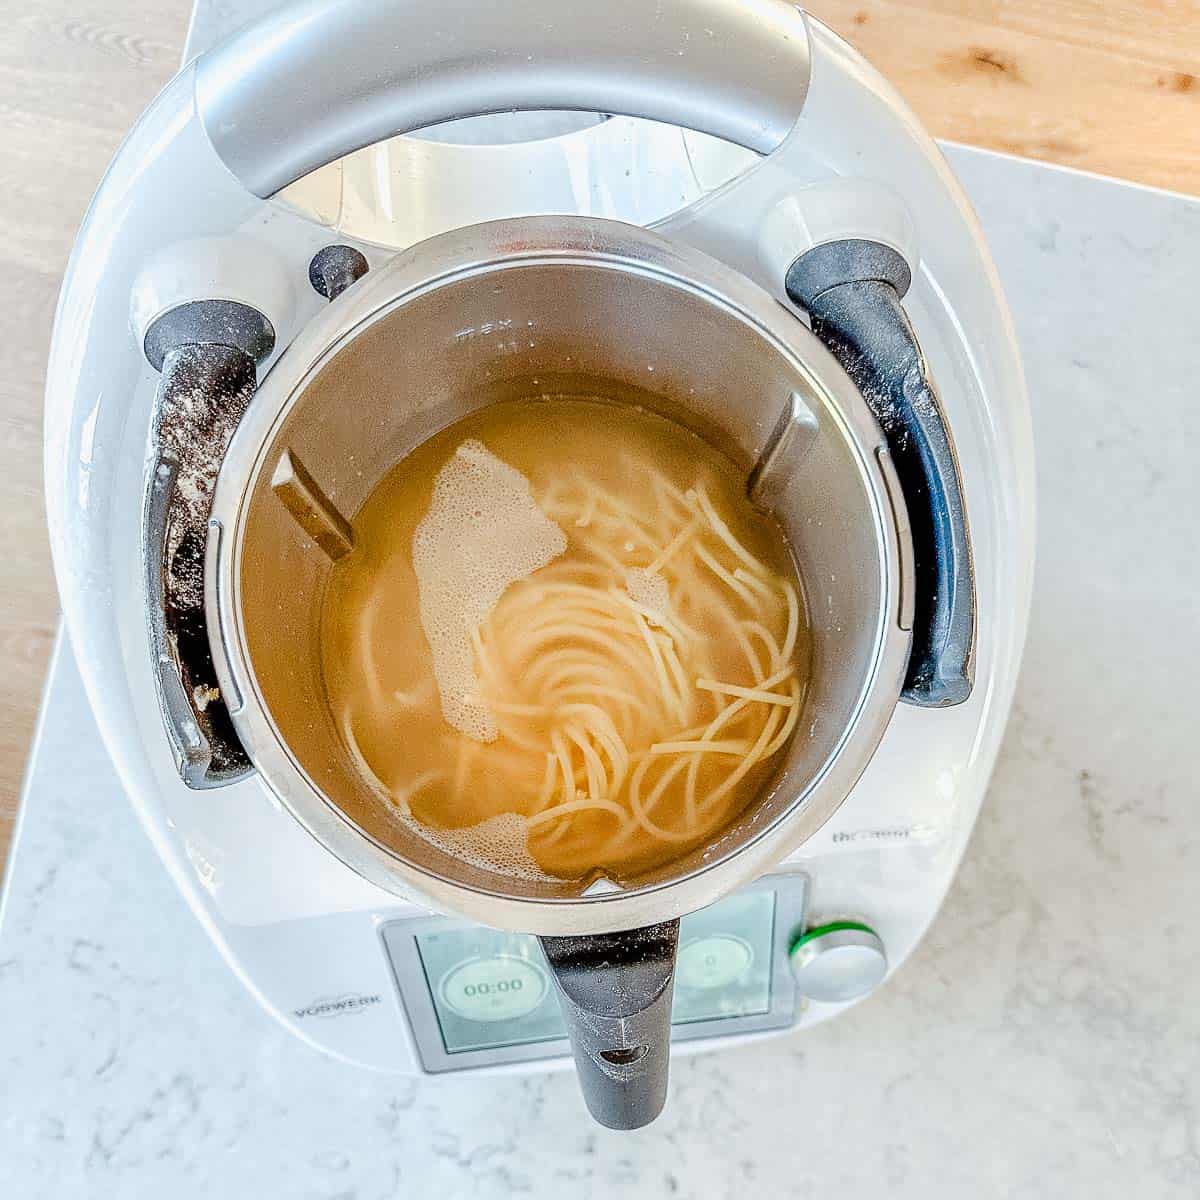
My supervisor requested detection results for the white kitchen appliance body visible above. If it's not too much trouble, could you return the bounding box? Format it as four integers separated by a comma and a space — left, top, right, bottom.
44, 1, 1033, 1085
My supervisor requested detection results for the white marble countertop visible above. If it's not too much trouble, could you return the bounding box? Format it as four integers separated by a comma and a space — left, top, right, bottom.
4, 30, 1200, 1199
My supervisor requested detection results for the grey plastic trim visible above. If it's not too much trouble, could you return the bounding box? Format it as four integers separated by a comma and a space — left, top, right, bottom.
195, 0, 811, 198
309, 245, 371, 301
144, 299, 275, 373
787, 238, 913, 302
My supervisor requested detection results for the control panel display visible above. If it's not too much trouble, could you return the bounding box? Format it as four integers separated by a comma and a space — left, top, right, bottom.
412, 891, 776, 1054
381, 873, 806, 1072
671, 891, 774, 1024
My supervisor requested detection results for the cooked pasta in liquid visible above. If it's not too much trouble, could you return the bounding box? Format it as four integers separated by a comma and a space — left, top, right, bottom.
323, 398, 810, 883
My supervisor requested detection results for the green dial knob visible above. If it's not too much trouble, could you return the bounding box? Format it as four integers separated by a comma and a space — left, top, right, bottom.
788, 921, 887, 1003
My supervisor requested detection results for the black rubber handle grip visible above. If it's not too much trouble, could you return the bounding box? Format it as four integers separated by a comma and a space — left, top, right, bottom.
787, 240, 976, 707
539, 919, 679, 1130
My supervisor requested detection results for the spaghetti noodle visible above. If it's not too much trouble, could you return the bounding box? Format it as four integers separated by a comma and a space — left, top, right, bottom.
322, 398, 810, 881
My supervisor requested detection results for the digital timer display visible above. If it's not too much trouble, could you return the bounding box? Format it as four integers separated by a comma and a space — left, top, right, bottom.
438, 955, 548, 1023
416, 932, 563, 1052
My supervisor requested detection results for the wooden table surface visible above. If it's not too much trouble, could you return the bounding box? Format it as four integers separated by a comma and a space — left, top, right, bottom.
1, 0, 1197, 875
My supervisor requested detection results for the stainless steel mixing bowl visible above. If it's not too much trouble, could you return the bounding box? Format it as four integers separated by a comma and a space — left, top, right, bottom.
205, 215, 915, 1126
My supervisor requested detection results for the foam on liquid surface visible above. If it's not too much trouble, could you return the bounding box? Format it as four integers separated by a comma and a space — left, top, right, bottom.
394, 806, 547, 882
412, 439, 566, 742
625, 566, 671, 619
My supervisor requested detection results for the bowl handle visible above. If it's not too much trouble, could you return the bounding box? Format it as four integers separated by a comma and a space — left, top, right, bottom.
540, 920, 680, 1130
194, 0, 811, 199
